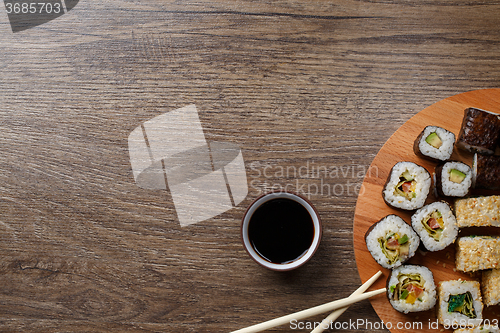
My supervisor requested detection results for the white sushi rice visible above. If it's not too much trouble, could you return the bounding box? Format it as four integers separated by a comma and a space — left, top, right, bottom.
365, 215, 420, 269
438, 161, 472, 197
387, 265, 437, 313
411, 201, 458, 251
383, 162, 431, 210
417, 126, 455, 161
472, 153, 478, 188
437, 280, 483, 328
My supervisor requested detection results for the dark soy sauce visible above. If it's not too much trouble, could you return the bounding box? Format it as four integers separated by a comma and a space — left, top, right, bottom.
248, 198, 314, 264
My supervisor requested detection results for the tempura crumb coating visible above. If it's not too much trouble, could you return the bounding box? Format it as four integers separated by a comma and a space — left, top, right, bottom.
482, 269, 500, 306
454, 196, 500, 228
455, 236, 500, 272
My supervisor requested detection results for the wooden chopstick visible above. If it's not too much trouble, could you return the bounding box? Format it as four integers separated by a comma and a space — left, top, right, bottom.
311, 270, 383, 333
230, 286, 386, 333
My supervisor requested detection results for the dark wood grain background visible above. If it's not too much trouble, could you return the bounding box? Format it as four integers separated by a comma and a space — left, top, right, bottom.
1, 1, 500, 332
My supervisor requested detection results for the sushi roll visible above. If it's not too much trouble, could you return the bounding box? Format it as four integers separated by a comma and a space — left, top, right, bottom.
454, 327, 500, 333
413, 126, 455, 162
482, 269, 500, 306
383, 162, 431, 210
456, 107, 500, 155
437, 280, 483, 328
387, 265, 437, 313
411, 201, 458, 252
472, 154, 500, 190
434, 161, 472, 197
454, 195, 500, 228
456, 236, 500, 272
365, 215, 420, 269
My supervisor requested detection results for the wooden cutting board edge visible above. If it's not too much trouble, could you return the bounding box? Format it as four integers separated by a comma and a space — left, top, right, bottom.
353, 88, 500, 333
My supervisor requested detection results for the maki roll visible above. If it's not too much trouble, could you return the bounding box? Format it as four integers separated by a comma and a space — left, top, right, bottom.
383, 162, 431, 210
437, 280, 483, 328
434, 161, 472, 197
456, 236, 500, 272
387, 265, 437, 313
365, 215, 420, 269
454, 195, 500, 228
411, 201, 458, 252
472, 154, 500, 190
482, 269, 500, 306
456, 107, 500, 155
413, 126, 455, 162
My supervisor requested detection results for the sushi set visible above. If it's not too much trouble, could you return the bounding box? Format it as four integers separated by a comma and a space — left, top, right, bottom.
353, 89, 500, 333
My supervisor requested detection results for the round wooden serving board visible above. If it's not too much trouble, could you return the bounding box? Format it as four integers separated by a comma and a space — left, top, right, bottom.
353, 88, 500, 333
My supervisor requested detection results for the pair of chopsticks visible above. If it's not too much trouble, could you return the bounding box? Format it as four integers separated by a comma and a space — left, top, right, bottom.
231, 271, 383, 333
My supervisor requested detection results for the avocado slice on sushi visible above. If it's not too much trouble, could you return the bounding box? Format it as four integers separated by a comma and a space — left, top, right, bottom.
449, 169, 466, 184
425, 132, 443, 149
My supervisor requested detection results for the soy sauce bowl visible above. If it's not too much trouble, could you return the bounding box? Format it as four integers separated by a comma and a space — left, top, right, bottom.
241, 191, 322, 271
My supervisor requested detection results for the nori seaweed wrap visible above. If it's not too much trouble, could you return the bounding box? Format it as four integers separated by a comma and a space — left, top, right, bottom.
472, 153, 500, 190
413, 126, 455, 162
456, 107, 500, 155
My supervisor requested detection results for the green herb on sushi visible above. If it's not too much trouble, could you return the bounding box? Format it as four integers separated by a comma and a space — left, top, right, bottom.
448, 291, 477, 319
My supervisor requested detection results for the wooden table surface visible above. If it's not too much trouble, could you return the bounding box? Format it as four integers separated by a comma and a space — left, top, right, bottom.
1, 1, 500, 332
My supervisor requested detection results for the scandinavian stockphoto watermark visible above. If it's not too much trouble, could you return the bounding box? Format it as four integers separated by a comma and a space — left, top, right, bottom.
128, 104, 249, 227
249, 161, 378, 199
290, 318, 424, 331
290, 318, 499, 331
127, 105, 376, 226
3, 0, 79, 32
